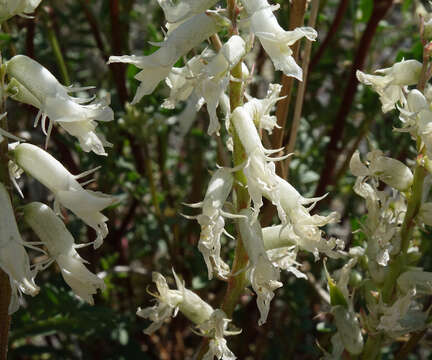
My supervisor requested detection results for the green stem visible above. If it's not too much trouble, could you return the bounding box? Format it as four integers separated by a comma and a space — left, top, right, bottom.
362, 334, 384, 360
0, 56, 12, 360
382, 156, 426, 303
46, 21, 70, 85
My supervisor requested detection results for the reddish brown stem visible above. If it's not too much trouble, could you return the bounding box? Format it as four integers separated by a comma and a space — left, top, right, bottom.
314, 0, 394, 199
309, 0, 349, 71
109, 0, 129, 104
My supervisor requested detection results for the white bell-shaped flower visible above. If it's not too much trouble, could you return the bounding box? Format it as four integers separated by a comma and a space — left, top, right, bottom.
24, 202, 106, 304
238, 209, 282, 325
350, 150, 413, 191
6, 55, 114, 155
157, 0, 218, 24
0, 0, 42, 23
0, 183, 39, 313
240, 0, 317, 80
356, 59, 422, 112
108, 12, 228, 104
137, 270, 214, 334
12, 143, 115, 248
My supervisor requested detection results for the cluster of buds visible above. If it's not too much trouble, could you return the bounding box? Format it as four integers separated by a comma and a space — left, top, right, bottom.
0, 1, 113, 313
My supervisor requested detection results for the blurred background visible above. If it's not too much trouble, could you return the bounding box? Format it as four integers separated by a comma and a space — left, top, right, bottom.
3, 0, 432, 358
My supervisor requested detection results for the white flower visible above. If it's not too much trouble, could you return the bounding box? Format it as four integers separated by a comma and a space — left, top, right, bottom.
108, 13, 228, 104
399, 89, 432, 160
238, 209, 282, 325
0, 183, 39, 313
137, 270, 214, 334
0, 0, 42, 22
185, 167, 242, 280
266, 246, 306, 279
24, 202, 106, 304
356, 59, 422, 112
262, 224, 344, 260
243, 84, 283, 133
197, 310, 238, 360
240, 0, 317, 80
398, 268, 432, 295
157, 0, 218, 24
6, 55, 113, 155
12, 143, 115, 248
350, 150, 413, 191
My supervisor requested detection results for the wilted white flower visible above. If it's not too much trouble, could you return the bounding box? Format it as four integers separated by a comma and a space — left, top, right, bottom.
243, 84, 283, 133
377, 289, 427, 338
238, 209, 282, 325
240, 0, 317, 80
163, 35, 246, 135
0, 183, 39, 313
137, 270, 214, 334
157, 0, 218, 24
356, 59, 422, 112
185, 167, 239, 280
12, 143, 115, 248
6, 55, 113, 155
398, 268, 432, 295
197, 309, 239, 360
0, 0, 42, 23
350, 150, 413, 191
108, 13, 229, 104
24, 202, 106, 304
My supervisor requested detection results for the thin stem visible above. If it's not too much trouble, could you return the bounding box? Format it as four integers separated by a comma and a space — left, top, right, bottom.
0, 56, 12, 360
271, 0, 307, 166
45, 11, 70, 86
283, 0, 320, 179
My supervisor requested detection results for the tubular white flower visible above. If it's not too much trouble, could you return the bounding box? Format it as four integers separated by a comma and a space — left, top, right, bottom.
349, 150, 413, 191
185, 168, 238, 280
157, 0, 218, 24
0, 0, 42, 22
0, 183, 39, 314
238, 209, 282, 325
137, 270, 214, 334
24, 202, 105, 304
356, 59, 422, 112
12, 143, 115, 248
240, 0, 317, 80
262, 224, 344, 260
6, 55, 114, 155
108, 13, 228, 104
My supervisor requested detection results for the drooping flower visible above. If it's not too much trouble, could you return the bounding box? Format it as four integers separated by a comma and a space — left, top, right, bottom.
185, 167, 244, 280
163, 35, 246, 135
238, 209, 282, 325
108, 12, 229, 104
6, 55, 114, 155
0, 182, 39, 313
240, 0, 317, 80
356, 59, 422, 112
24, 202, 106, 304
0, 0, 42, 23
11, 143, 116, 248
349, 150, 413, 191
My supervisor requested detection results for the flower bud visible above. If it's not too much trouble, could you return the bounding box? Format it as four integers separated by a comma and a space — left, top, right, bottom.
332, 306, 364, 355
